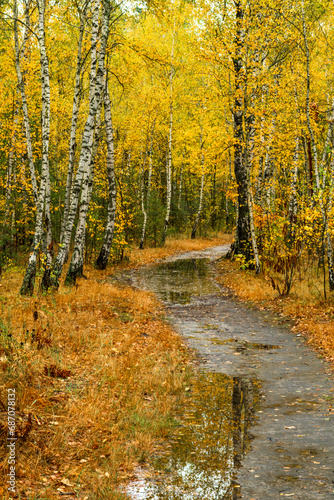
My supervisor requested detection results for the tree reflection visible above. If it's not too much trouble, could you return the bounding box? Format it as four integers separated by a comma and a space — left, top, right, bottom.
140, 372, 261, 500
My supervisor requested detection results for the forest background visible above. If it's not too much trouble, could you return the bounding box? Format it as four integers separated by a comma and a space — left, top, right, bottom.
1, 0, 334, 298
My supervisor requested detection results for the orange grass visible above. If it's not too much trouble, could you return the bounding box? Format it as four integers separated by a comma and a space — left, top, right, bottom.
0, 266, 193, 499
218, 259, 334, 363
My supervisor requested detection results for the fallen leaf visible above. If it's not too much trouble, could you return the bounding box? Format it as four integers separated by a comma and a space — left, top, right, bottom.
61, 478, 73, 487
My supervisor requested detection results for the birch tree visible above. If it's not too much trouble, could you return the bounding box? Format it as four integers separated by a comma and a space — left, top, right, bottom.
96, 80, 117, 269
60, 0, 90, 247
13, 0, 38, 205
21, 0, 51, 295
62, 0, 112, 285
161, 27, 175, 245
50, 0, 112, 288
191, 131, 205, 239
139, 122, 155, 249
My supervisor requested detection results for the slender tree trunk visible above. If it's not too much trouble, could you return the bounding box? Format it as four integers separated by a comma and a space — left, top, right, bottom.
60, 4, 88, 246
51, 0, 110, 288
302, 0, 319, 193
13, 0, 38, 205
288, 137, 300, 223
247, 185, 260, 273
64, 0, 111, 286
139, 124, 155, 249
96, 81, 117, 269
326, 154, 334, 290
66, 96, 103, 282
139, 150, 148, 250
21, 0, 51, 295
178, 160, 183, 210
246, 107, 260, 273
162, 28, 175, 245
2, 101, 18, 238
191, 132, 205, 239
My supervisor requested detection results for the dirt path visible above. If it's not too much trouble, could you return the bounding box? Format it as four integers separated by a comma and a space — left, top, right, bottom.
126, 246, 334, 500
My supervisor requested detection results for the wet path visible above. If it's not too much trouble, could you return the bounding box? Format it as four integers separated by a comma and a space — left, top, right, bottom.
122, 246, 334, 500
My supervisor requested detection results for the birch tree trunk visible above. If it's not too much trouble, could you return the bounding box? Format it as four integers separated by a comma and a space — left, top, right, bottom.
64, 0, 111, 285
302, 0, 319, 193
246, 101, 260, 273
162, 28, 175, 245
139, 151, 148, 250
60, 2, 88, 246
247, 185, 260, 273
288, 137, 300, 224
326, 154, 334, 290
21, 0, 51, 295
51, 0, 111, 288
178, 161, 183, 210
139, 125, 154, 249
191, 133, 205, 239
2, 102, 18, 238
13, 0, 38, 205
96, 81, 117, 269
65, 97, 103, 282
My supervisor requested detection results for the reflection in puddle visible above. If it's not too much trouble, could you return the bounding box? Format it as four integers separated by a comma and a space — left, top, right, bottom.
132, 259, 219, 304
210, 338, 281, 352
128, 373, 261, 499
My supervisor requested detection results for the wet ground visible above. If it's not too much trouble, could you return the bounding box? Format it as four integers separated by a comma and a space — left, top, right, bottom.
119, 246, 334, 500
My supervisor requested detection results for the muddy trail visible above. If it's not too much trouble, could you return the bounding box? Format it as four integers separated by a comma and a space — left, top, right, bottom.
118, 246, 334, 500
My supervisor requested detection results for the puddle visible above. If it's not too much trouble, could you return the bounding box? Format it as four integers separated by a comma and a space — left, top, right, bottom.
130, 259, 219, 304
210, 338, 281, 352
127, 372, 261, 500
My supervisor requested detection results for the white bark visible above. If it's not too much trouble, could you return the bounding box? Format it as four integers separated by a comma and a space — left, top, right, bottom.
191, 133, 205, 239
63, 0, 111, 285
326, 153, 334, 290
162, 27, 175, 245
139, 150, 148, 249
13, 0, 38, 204
52, 0, 110, 288
288, 137, 300, 222
302, 0, 319, 192
2, 104, 18, 234
248, 185, 260, 273
60, 3, 88, 245
178, 163, 183, 210
140, 123, 155, 249
38, 0, 53, 290
21, 0, 51, 295
96, 80, 117, 269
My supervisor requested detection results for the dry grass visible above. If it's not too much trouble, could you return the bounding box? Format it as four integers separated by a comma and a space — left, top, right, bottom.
0, 263, 194, 499
218, 258, 334, 363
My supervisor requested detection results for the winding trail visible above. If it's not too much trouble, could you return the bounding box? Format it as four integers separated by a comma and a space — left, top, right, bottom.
125, 245, 334, 500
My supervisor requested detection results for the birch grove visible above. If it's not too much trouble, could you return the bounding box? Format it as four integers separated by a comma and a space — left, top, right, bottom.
0, 0, 334, 299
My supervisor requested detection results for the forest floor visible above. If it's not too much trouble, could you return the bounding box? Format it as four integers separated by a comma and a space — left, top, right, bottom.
0, 234, 229, 500
2, 233, 334, 499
